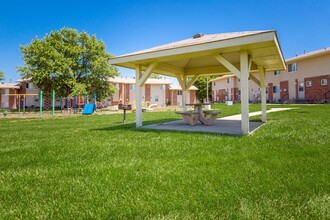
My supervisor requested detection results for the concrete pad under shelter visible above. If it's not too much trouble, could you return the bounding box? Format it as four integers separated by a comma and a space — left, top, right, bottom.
143, 119, 263, 135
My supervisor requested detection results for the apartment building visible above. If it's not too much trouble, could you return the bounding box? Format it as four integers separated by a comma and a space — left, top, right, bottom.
104, 77, 197, 107
0, 83, 20, 109
211, 48, 330, 103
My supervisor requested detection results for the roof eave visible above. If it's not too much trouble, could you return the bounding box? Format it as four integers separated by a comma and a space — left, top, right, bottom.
108, 31, 277, 67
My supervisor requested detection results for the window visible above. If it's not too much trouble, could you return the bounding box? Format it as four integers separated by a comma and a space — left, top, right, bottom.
26, 83, 33, 89
299, 82, 304, 91
238, 78, 240, 82
155, 96, 159, 101
177, 90, 182, 95
273, 86, 280, 93
274, 70, 280, 76
227, 78, 231, 84
213, 82, 216, 86
306, 81, 312, 87
160, 84, 165, 90
321, 79, 328, 86
288, 63, 297, 72
130, 84, 135, 90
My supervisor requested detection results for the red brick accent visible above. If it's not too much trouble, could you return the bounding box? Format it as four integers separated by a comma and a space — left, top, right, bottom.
231, 87, 239, 101
189, 90, 196, 103
125, 84, 130, 103
295, 79, 299, 100
19, 82, 27, 94
304, 75, 330, 101
165, 85, 170, 105
173, 91, 177, 105
9, 89, 16, 109
145, 84, 151, 102
268, 83, 273, 102
118, 83, 124, 102
218, 89, 226, 102
280, 80, 289, 101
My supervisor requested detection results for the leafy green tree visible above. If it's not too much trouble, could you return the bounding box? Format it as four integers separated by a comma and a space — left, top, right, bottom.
193, 76, 215, 102
149, 73, 162, 79
0, 70, 5, 82
17, 28, 119, 100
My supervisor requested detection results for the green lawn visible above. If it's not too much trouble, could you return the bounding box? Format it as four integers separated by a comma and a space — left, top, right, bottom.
0, 104, 329, 219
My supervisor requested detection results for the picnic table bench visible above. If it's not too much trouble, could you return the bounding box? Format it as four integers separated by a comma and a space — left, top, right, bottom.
176, 111, 199, 126
176, 108, 221, 126
200, 110, 221, 125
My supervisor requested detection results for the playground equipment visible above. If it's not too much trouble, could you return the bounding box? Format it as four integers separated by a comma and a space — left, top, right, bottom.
3, 90, 97, 117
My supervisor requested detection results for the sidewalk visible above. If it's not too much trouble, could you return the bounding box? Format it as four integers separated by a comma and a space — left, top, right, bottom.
220, 108, 292, 120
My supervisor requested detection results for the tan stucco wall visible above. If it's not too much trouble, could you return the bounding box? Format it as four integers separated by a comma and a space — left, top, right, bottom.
212, 53, 330, 102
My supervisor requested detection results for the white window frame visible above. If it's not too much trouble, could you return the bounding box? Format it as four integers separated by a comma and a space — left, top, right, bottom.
288, 63, 297, 72
274, 70, 280, 76
273, 86, 280, 93
177, 90, 182, 95
130, 84, 135, 90
298, 82, 304, 91
227, 78, 231, 84
306, 81, 312, 87
321, 79, 328, 86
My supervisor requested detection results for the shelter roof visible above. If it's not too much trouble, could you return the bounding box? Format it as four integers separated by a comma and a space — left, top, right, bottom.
169, 85, 198, 91
210, 74, 236, 82
109, 30, 286, 78
109, 77, 171, 84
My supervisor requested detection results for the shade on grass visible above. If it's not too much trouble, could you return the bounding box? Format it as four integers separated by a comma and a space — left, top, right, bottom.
0, 104, 329, 219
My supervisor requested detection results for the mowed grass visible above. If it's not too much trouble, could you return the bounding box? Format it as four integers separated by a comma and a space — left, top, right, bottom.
0, 104, 329, 219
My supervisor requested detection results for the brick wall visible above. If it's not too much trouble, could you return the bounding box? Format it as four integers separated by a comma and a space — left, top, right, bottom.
165, 85, 170, 105
280, 80, 289, 101
125, 84, 130, 103
268, 83, 273, 102
231, 87, 239, 101
218, 89, 226, 102
145, 84, 150, 102
304, 75, 330, 101
173, 91, 177, 105
189, 90, 196, 103
9, 89, 16, 109
295, 79, 299, 100
118, 83, 124, 102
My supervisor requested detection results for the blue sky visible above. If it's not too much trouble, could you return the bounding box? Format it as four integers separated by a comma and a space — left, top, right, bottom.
1, 0, 330, 84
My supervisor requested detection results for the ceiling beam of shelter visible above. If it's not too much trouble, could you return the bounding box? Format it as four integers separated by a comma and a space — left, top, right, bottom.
175, 73, 186, 90
248, 55, 253, 71
258, 66, 266, 88
186, 74, 200, 89
213, 54, 241, 78
137, 62, 159, 87
249, 73, 261, 87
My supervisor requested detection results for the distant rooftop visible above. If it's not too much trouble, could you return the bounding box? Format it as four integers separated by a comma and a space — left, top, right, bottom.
0, 83, 20, 89
286, 47, 330, 63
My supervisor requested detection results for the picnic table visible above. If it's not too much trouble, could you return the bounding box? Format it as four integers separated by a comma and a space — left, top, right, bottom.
176, 103, 221, 126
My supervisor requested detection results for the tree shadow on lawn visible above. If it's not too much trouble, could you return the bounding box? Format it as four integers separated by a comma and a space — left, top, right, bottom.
92, 118, 238, 137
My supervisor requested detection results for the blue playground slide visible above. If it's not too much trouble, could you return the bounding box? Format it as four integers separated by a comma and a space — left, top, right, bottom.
82, 103, 96, 115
